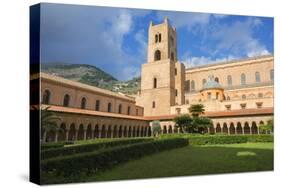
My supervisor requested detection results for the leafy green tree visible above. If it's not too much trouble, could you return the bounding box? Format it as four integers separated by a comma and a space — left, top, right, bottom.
188, 104, 205, 117
259, 118, 274, 134
173, 114, 193, 133
151, 120, 161, 137
192, 117, 213, 134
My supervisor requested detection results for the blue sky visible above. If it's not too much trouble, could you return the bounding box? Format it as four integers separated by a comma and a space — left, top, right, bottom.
41, 3, 274, 80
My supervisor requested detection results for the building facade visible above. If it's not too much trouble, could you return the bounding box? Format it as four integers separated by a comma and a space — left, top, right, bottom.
36, 18, 274, 142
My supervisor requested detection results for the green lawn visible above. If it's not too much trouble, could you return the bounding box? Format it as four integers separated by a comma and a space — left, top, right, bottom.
84, 142, 273, 182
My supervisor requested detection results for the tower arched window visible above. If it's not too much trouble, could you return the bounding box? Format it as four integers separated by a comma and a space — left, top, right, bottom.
255, 72, 261, 83
152, 101, 156, 108
153, 78, 157, 88
215, 77, 219, 83
185, 80, 190, 92
63, 94, 70, 107
241, 73, 246, 85
171, 52, 174, 61
107, 102, 112, 112
270, 69, 274, 81
42, 90, 51, 104
154, 50, 161, 61
191, 80, 195, 91
155, 34, 158, 43
227, 75, 232, 86
81, 97, 86, 109
159, 34, 161, 42
118, 104, 122, 114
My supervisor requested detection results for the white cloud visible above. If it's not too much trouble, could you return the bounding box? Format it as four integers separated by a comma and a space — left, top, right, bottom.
134, 29, 147, 60
156, 12, 211, 30
210, 18, 270, 58
182, 55, 237, 68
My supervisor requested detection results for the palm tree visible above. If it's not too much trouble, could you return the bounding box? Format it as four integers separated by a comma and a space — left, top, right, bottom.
32, 106, 62, 143
188, 104, 205, 117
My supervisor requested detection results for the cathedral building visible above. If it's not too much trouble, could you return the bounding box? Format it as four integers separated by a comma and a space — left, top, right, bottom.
35, 18, 274, 142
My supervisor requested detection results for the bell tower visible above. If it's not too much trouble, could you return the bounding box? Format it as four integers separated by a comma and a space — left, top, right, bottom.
137, 17, 185, 116
147, 17, 177, 63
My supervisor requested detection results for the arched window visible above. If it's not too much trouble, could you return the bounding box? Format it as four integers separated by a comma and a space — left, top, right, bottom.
155, 34, 158, 43
202, 79, 206, 86
152, 101, 156, 108
215, 77, 219, 83
153, 78, 157, 88
241, 73, 246, 85
175, 68, 177, 75
175, 89, 178, 96
63, 94, 70, 107
270, 69, 274, 81
255, 72, 261, 83
159, 34, 161, 42
227, 96, 230, 100
107, 102, 112, 112
171, 52, 174, 61
242, 94, 246, 100
81, 97, 86, 109
95, 100, 100, 111
42, 90, 51, 104
118, 104, 122, 114
185, 80, 190, 92
170, 36, 174, 46
127, 106, 131, 115
227, 75, 232, 86
154, 50, 161, 61
191, 80, 195, 91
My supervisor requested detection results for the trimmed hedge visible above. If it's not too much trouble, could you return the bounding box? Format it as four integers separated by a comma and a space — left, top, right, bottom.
188, 135, 273, 145
41, 138, 153, 160
41, 138, 188, 177
41, 142, 65, 150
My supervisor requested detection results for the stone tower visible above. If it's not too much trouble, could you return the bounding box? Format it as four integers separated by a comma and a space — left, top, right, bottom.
137, 17, 185, 116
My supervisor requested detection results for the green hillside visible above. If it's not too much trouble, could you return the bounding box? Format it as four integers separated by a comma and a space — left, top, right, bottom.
41, 63, 140, 95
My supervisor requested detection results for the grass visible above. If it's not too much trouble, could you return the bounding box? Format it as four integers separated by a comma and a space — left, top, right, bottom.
82, 142, 273, 182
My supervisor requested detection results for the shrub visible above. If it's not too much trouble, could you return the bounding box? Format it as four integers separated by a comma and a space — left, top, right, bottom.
246, 135, 273, 142
41, 142, 65, 150
187, 135, 273, 145
41, 138, 188, 177
41, 138, 152, 160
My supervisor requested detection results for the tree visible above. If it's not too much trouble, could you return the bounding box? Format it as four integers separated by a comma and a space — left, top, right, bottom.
173, 114, 193, 133
188, 104, 205, 117
259, 118, 274, 134
151, 120, 161, 137
33, 106, 62, 143
191, 117, 213, 134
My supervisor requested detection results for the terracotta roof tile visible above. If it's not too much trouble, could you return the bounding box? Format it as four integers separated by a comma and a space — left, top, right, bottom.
41, 104, 146, 121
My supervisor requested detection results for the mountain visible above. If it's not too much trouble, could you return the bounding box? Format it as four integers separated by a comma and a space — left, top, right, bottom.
41, 63, 140, 95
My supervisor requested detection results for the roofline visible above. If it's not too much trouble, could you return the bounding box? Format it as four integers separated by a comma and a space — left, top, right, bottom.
38, 72, 136, 103
40, 104, 147, 121
185, 54, 273, 71
144, 107, 274, 121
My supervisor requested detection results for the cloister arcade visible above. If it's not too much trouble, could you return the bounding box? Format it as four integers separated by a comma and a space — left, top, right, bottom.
43, 111, 272, 142
43, 113, 150, 143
